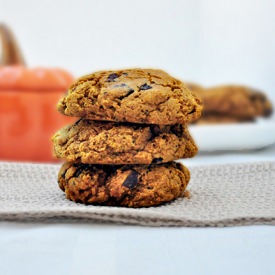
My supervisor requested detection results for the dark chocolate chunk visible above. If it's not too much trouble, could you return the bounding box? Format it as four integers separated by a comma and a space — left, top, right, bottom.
125, 89, 135, 97
188, 107, 196, 115
97, 172, 107, 186
150, 125, 161, 136
171, 124, 183, 137
122, 72, 128, 75
61, 171, 66, 179
73, 164, 91, 177
107, 73, 119, 82
122, 171, 139, 189
118, 89, 135, 100
250, 93, 268, 105
152, 158, 163, 164
139, 83, 152, 90
74, 168, 84, 177
75, 119, 82, 125
264, 107, 273, 117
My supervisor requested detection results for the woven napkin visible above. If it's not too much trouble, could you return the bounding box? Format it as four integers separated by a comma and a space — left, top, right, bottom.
0, 161, 274, 227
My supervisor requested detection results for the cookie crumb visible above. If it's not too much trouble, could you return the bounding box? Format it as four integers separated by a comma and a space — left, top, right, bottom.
183, 190, 191, 199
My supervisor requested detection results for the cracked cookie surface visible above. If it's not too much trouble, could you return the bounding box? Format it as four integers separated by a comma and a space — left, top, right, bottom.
58, 69, 202, 125
58, 161, 190, 207
52, 119, 197, 165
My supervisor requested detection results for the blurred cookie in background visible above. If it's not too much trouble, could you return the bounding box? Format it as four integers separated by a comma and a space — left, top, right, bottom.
185, 82, 204, 97
201, 85, 273, 121
186, 83, 273, 124
193, 114, 254, 125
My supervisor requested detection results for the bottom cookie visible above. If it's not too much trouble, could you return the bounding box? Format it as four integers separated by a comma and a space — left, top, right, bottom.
58, 162, 190, 208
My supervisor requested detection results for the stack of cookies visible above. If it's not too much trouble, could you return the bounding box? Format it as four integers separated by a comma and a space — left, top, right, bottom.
52, 69, 202, 207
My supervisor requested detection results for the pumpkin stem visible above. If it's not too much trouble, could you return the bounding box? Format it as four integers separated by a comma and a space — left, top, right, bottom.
0, 23, 26, 66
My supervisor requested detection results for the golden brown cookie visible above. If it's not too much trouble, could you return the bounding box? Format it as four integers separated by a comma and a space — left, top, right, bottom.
58, 161, 190, 207
192, 114, 254, 125
58, 69, 202, 125
201, 85, 273, 119
185, 82, 204, 95
52, 119, 197, 165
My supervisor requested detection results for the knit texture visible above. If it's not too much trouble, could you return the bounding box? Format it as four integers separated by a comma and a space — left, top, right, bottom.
0, 161, 274, 227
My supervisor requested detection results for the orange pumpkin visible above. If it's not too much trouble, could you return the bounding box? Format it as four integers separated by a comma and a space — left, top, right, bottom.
0, 24, 74, 162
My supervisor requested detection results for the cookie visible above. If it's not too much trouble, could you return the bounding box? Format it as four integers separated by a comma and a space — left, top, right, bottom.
185, 82, 204, 95
52, 119, 198, 165
193, 114, 254, 125
58, 69, 202, 125
201, 85, 273, 119
58, 161, 190, 207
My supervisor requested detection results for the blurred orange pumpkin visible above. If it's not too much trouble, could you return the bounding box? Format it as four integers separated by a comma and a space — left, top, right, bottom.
0, 24, 74, 162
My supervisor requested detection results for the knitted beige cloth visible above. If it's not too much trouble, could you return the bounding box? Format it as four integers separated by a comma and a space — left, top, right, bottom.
0, 161, 274, 227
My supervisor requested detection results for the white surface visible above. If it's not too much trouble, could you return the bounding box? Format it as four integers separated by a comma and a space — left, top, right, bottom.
0, 223, 274, 275
1, 146, 275, 275
189, 119, 275, 152
184, 142, 275, 166
0, 0, 275, 105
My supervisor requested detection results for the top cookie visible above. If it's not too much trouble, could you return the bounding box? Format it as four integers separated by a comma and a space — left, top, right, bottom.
58, 69, 202, 125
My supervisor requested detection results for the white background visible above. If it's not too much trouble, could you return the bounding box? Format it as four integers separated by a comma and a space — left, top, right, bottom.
1, 0, 275, 104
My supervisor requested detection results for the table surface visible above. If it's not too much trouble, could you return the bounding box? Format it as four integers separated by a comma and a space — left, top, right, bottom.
1, 144, 275, 275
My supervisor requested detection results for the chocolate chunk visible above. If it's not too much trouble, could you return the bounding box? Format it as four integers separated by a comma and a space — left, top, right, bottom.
61, 171, 66, 179
118, 89, 135, 100
74, 164, 91, 177
107, 73, 119, 82
139, 83, 152, 90
250, 94, 257, 101
122, 171, 139, 189
75, 119, 82, 125
74, 168, 84, 177
150, 125, 161, 136
97, 172, 107, 186
188, 108, 196, 115
122, 72, 128, 75
264, 107, 273, 117
152, 158, 163, 164
125, 89, 135, 97
171, 124, 183, 137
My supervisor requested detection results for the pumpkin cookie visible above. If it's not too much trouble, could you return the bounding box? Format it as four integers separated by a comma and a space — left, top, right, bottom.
58, 161, 190, 207
52, 119, 197, 165
193, 114, 254, 124
185, 82, 204, 95
58, 69, 202, 125
201, 85, 273, 120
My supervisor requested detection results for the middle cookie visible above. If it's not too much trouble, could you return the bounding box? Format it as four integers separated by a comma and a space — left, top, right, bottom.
52, 119, 197, 165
